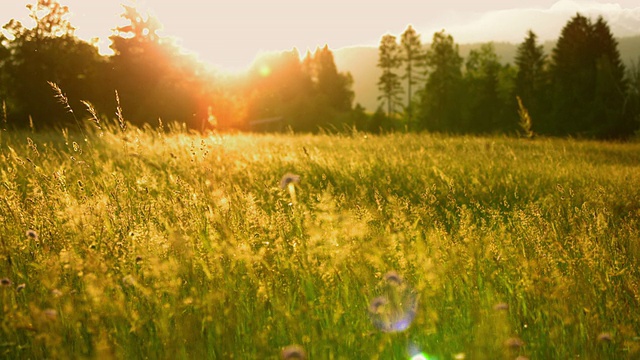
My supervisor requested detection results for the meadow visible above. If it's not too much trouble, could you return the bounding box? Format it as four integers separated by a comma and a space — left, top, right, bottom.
0, 123, 639, 359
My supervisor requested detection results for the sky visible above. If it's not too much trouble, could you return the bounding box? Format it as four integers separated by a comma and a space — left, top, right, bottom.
1, 0, 639, 73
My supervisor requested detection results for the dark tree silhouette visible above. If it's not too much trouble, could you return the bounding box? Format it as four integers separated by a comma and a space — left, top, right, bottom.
550, 14, 628, 138
314, 45, 354, 113
377, 34, 403, 121
463, 43, 509, 133
625, 58, 640, 130
418, 30, 463, 132
1, 0, 105, 127
514, 30, 547, 132
400, 25, 424, 125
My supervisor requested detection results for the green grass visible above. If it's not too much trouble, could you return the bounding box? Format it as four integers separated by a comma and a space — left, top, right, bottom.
0, 125, 639, 359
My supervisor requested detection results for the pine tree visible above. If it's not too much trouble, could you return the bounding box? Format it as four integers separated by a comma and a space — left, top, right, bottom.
515, 30, 546, 131
625, 58, 640, 130
550, 14, 628, 138
314, 45, 354, 112
464, 43, 504, 133
377, 34, 403, 120
591, 16, 630, 137
400, 25, 423, 124
419, 30, 463, 132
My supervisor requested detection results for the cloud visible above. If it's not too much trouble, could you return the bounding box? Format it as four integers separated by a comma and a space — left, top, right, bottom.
425, 0, 640, 43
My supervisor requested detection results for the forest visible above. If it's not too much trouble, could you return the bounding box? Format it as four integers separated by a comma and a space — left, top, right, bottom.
1, 0, 639, 139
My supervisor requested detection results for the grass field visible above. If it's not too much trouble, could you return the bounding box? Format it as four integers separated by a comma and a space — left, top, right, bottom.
0, 124, 639, 359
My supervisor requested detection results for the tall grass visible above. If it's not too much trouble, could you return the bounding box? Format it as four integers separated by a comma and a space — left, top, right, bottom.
0, 122, 639, 359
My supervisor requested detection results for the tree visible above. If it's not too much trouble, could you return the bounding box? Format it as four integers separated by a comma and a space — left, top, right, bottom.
377, 34, 403, 121
418, 30, 463, 132
243, 46, 353, 132
625, 58, 640, 132
109, 5, 206, 127
591, 16, 631, 137
0, 33, 13, 111
245, 49, 315, 130
314, 45, 354, 112
463, 43, 507, 133
550, 14, 628, 138
1, 0, 105, 127
400, 25, 423, 124
514, 30, 547, 131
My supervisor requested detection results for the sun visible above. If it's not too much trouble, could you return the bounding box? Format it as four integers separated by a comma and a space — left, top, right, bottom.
1, 0, 372, 74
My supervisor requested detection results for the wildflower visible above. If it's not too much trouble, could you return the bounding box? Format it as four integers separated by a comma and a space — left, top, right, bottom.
383, 271, 403, 285
280, 173, 300, 189
597, 332, 613, 343
493, 302, 509, 311
281, 344, 306, 360
26, 229, 38, 239
504, 337, 525, 349
1, 278, 11, 287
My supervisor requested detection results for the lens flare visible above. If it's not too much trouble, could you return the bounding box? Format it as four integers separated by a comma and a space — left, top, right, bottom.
259, 64, 271, 77
410, 353, 432, 360
368, 271, 418, 332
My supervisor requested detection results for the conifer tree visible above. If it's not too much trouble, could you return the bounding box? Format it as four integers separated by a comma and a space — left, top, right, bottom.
464, 43, 504, 133
314, 45, 354, 112
626, 58, 640, 129
400, 25, 423, 124
377, 34, 402, 120
550, 14, 627, 138
419, 30, 463, 132
515, 30, 546, 130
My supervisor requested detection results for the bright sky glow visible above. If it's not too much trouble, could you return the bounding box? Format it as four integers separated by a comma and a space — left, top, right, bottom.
1, 1, 639, 73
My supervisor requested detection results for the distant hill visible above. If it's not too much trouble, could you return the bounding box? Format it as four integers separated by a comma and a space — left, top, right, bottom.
335, 35, 640, 112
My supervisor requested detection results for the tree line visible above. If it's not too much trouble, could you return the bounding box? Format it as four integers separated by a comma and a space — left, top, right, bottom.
1, 1, 639, 139
0, 0, 357, 132
376, 16, 640, 139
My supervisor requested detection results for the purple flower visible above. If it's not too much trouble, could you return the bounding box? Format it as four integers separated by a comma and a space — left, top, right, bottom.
281, 344, 306, 360
280, 173, 300, 189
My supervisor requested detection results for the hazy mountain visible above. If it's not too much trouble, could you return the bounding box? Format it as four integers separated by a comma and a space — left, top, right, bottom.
435, 0, 640, 44
335, 35, 640, 111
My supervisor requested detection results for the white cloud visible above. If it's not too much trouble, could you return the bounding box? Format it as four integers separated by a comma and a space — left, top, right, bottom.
424, 0, 640, 43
